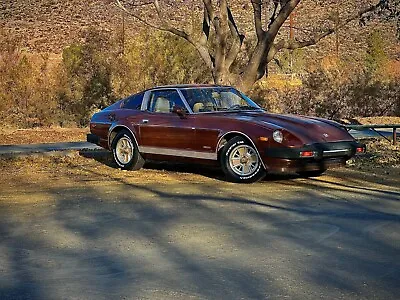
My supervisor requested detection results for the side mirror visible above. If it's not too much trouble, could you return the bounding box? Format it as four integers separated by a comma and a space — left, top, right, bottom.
172, 106, 187, 119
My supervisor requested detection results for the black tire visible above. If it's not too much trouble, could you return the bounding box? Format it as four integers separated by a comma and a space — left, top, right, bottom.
112, 130, 145, 170
297, 169, 326, 178
220, 136, 266, 183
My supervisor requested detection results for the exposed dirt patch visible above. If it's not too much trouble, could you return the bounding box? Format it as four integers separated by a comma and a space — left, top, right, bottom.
1, 139, 399, 203
0, 151, 220, 200
0, 127, 88, 145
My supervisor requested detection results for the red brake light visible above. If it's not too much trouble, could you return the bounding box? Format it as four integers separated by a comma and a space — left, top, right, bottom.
356, 147, 364, 153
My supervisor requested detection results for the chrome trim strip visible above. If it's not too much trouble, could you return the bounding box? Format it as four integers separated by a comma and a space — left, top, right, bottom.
190, 110, 264, 115
323, 149, 350, 157
139, 146, 217, 160
216, 131, 267, 170
324, 149, 350, 153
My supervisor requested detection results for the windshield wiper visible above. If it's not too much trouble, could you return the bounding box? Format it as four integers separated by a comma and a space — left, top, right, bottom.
227, 105, 260, 111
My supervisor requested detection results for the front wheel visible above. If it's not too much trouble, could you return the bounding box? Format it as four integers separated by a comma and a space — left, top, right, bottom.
112, 130, 145, 170
220, 137, 266, 183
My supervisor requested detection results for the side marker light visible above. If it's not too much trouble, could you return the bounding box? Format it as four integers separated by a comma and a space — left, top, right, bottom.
300, 151, 315, 157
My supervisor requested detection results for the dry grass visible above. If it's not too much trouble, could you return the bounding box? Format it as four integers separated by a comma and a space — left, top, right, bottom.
0, 127, 89, 145
356, 117, 400, 125
0, 138, 399, 198
347, 140, 400, 176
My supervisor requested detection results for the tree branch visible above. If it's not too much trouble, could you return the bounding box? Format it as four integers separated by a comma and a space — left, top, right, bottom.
252, 0, 265, 41
267, 0, 300, 40
202, 4, 211, 41
270, 0, 385, 60
240, 0, 299, 86
114, 0, 214, 70
153, 0, 162, 18
214, 0, 229, 82
203, 0, 217, 34
115, 0, 164, 32
203, 0, 215, 21
268, 0, 280, 29
121, 1, 154, 7
225, 6, 244, 70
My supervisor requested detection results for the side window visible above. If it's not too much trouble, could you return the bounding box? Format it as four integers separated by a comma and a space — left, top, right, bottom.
220, 91, 243, 108
123, 92, 144, 110
147, 90, 186, 113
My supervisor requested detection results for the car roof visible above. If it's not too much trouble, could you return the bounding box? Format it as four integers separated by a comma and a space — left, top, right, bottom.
148, 84, 232, 90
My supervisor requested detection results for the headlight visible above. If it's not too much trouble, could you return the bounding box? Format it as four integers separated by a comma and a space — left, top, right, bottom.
273, 130, 283, 143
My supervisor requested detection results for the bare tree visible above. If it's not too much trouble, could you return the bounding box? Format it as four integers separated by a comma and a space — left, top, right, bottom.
114, 0, 397, 91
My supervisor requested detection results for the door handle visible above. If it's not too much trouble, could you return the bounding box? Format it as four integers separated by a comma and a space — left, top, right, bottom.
142, 119, 149, 124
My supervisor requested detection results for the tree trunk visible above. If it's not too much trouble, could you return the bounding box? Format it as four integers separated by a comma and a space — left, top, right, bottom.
115, 0, 387, 93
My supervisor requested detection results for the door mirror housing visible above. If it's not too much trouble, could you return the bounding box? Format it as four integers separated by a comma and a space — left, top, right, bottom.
172, 106, 187, 119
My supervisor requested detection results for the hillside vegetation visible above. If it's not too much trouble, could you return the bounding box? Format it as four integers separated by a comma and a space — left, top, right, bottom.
0, 0, 399, 128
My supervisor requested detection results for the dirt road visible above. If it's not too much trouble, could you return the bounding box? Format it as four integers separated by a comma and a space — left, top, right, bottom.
0, 153, 399, 299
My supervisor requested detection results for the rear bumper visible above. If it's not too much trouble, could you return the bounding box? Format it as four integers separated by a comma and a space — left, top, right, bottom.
263, 141, 365, 173
87, 133, 100, 145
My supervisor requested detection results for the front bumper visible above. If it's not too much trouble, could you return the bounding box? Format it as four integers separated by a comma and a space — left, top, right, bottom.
263, 141, 365, 173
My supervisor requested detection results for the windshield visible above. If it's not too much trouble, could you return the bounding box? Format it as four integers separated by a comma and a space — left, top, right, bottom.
181, 87, 261, 113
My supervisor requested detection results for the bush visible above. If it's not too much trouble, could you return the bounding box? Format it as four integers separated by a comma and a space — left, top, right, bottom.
58, 28, 117, 127
0, 32, 60, 128
250, 69, 400, 120
2, 26, 397, 128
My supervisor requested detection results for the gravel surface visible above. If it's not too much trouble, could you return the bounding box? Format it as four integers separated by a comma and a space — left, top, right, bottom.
0, 152, 399, 299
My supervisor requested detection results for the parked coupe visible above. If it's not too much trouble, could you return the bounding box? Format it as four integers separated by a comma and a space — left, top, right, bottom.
87, 85, 365, 183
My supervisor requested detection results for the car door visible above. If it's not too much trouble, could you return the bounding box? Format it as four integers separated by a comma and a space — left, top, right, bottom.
138, 89, 196, 157
192, 114, 222, 154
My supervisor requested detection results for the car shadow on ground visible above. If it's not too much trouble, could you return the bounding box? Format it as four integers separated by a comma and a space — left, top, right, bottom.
79, 149, 300, 182
2, 151, 400, 299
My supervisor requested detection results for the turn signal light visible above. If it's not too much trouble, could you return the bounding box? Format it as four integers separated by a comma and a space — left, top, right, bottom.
300, 151, 315, 157
356, 147, 365, 153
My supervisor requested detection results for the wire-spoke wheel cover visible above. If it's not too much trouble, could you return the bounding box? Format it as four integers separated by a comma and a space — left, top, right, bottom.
115, 137, 134, 164
228, 144, 260, 176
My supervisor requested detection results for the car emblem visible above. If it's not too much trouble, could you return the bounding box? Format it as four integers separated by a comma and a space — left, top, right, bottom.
323, 133, 329, 138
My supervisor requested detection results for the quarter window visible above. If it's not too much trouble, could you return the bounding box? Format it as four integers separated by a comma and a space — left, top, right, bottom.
122, 92, 144, 110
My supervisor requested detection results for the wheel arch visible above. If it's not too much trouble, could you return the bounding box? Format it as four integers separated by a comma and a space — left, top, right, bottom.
217, 131, 267, 170
108, 125, 140, 149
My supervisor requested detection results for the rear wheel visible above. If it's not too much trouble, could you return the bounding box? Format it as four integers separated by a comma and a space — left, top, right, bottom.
112, 130, 145, 170
220, 137, 266, 183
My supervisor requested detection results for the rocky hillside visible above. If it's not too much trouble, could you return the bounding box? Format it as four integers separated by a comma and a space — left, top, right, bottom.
0, 0, 127, 53
1, 0, 398, 68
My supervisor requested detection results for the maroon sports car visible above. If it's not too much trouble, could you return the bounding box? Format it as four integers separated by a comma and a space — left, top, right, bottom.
87, 84, 365, 183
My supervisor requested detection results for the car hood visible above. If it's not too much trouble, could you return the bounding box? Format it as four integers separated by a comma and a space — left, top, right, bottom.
223, 111, 353, 143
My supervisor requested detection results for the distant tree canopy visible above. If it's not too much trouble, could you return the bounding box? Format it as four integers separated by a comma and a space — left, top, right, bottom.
1, 1, 399, 128
114, 0, 400, 91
